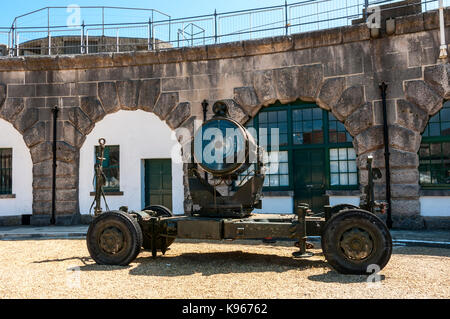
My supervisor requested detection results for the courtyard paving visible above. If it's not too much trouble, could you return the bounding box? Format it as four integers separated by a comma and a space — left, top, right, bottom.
0, 239, 448, 299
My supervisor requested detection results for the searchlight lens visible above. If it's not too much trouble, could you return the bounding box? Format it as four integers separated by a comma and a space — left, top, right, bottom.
194, 118, 247, 176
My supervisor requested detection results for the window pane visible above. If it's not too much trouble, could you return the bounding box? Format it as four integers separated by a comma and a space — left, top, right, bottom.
303, 109, 312, 121
349, 161, 358, 173
279, 151, 289, 162
259, 113, 268, 123
349, 173, 358, 185
279, 123, 288, 134
339, 161, 348, 173
441, 122, 450, 136
293, 134, 303, 145
280, 163, 289, 174
313, 108, 322, 120
329, 112, 352, 143
268, 112, 278, 123
280, 134, 288, 147
419, 142, 450, 187
348, 148, 357, 160
293, 106, 324, 145
430, 123, 440, 136
96, 146, 120, 191
329, 148, 358, 187
280, 175, 289, 186
330, 149, 339, 161
303, 121, 313, 132
313, 120, 323, 130
340, 174, 349, 186
293, 110, 302, 121
330, 161, 339, 173
239, 151, 289, 189
0, 149, 12, 195
441, 108, 450, 121
270, 175, 279, 187
331, 174, 339, 186
278, 111, 287, 122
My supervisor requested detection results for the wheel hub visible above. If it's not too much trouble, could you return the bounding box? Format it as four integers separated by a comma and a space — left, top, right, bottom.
340, 228, 373, 261
99, 227, 125, 255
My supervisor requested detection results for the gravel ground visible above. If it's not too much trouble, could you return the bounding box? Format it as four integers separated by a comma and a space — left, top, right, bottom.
0, 239, 449, 299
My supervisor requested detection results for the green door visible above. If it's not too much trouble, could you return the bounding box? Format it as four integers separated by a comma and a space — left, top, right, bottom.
293, 149, 327, 213
144, 159, 173, 210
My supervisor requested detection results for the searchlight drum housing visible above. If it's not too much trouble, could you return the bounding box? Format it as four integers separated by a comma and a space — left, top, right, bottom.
193, 101, 259, 178
188, 100, 265, 218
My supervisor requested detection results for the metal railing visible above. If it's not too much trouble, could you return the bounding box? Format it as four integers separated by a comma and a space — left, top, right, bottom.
0, 0, 447, 57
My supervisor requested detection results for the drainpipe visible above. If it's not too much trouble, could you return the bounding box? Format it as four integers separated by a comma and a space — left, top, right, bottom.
51, 106, 59, 225
202, 100, 209, 180
380, 83, 393, 229
439, 0, 448, 60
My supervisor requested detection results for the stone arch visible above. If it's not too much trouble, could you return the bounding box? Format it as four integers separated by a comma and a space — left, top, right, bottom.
78, 110, 185, 216
66, 79, 193, 219
231, 63, 437, 229
0, 84, 53, 224
0, 117, 33, 218
233, 65, 369, 133
233, 65, 369, 145
232, 67, 373, 181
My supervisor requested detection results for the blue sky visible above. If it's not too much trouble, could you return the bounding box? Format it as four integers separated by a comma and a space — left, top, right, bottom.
1, 0, 287, 27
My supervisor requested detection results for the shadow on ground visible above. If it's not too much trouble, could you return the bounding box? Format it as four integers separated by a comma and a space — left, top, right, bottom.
307, 272, 386, 284
33, 250, 331, 276
128, 251, 330, 277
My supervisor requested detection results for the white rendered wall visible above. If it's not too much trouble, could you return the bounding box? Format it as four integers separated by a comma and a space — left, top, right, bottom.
253, 196, 362, 215
0, 119, 33, 216
79, 110, 184, 215
254, 196, 294, 214
329, 196, 361, 207
420, 197, 450, 217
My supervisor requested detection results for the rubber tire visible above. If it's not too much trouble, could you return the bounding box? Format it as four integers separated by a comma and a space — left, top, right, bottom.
321, 209, 392, 275
143, 205, 173, 217
87, 211, 143, 266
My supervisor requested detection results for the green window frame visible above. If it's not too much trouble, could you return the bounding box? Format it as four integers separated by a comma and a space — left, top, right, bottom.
239, 101, 358, 191
0, 148, 12, 195
95, 145, 120, 193
419, 101, 450, 189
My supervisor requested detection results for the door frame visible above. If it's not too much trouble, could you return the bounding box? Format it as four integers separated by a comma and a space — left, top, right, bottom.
144, 158, 173, 210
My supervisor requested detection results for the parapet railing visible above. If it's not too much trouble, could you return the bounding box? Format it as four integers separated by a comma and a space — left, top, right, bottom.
0, 0, 446, 57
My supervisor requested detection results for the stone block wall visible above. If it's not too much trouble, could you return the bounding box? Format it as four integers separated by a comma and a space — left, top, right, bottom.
0, 8, 449, 228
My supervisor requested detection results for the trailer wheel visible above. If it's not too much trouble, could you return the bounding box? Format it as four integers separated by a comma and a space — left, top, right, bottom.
321, 209, 392, 275
87, 211, 143, 266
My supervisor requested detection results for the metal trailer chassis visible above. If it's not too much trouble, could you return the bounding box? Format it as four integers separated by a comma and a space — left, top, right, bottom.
87, 200, 393, 275
87, 121, 392, 275
140, 206, 323, 258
